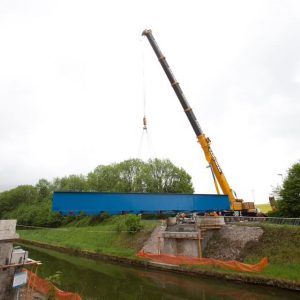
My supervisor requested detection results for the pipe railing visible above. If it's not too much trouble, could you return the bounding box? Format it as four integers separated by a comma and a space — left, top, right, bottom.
223, 216, 300, 226
194, 216, 300, 227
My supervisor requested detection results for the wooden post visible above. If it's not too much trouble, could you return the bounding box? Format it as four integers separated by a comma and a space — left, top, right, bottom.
157, 237, 161, 254
198, 231, 202, 258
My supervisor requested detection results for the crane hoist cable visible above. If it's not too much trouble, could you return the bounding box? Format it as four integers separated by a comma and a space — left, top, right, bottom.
142, 36, 147, 130
137, 38, 155, 159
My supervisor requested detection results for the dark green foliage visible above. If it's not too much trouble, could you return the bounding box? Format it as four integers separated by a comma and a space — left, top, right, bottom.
46, 271, 62, 299
61, 215, 77, 226
4, 198, 63, 227
266, 210, 284, 217
277, 161, 300, 217
46, 271, 62, 286
36, 179, 52, 199
141, 213, 173, 220
0, 185, 39, 218
125, 215, 143, 233
88, 212, 110, 225
0, 158, 194, 227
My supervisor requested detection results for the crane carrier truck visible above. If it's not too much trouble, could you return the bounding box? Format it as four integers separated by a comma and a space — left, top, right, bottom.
142, 29, 256, 216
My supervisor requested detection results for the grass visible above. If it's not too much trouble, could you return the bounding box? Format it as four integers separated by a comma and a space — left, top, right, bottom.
18, 217, 158, 258
256, 203, 272, 213
242, 224, 300, 281
244, 224, 300, 264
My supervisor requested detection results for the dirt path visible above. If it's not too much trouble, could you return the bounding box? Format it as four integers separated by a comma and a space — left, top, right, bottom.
141, 223, 166, 254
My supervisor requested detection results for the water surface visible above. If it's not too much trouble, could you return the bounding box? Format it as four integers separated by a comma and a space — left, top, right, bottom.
21, 245, 300, 300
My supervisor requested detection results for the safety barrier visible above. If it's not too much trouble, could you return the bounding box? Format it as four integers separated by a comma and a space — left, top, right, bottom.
25, 269, 82, 300
223, 216, 300, 226
137, 251, 268, 273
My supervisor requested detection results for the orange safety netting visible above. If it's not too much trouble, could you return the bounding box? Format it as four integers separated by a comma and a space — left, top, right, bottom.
25, 269, 82, 300
137, 251, 268, 273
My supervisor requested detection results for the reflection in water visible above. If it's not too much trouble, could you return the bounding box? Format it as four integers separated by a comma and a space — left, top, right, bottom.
21, 245, 300, 300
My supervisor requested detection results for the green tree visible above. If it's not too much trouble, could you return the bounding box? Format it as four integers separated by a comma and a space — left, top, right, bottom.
0, 158, 194, 227
277, 161, 300, 217
144, 159, 194, 193
36, 179, 52, 199
115, 159, 146, 192
0, 185, 38, 218
87, 164, 120, 192
87, 158, 194, 193
87, 159, 145, 192
53, 175, 87, 192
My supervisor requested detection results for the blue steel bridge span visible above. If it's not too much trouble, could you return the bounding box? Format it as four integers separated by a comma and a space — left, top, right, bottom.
52, 192, 230, 215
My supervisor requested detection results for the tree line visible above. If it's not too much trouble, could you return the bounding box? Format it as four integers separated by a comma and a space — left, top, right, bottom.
0, 158, 194, 227
271, 161, 300, 217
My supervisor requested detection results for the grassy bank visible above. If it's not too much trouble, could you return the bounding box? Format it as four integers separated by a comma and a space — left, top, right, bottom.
243, 224, 300, 282
19, 217, 158, 257
190, 224, 300, 283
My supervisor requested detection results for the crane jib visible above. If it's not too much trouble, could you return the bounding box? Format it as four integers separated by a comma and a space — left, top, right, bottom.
142, 29, 203, 137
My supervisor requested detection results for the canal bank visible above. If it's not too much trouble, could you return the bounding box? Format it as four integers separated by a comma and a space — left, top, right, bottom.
18, 238, 300, 292
18, 243, 300, 300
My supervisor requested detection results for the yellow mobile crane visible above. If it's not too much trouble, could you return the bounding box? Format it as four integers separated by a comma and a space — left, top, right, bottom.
142, 29, 256, 216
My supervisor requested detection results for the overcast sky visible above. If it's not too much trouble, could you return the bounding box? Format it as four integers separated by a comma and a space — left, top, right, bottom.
0, 0, 299, 204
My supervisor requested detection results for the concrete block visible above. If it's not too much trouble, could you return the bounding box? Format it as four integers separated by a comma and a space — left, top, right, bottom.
0, 220, 19, 240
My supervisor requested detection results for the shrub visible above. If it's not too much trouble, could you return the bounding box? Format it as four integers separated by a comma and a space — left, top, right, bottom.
114, 215, 126, 232
125, 214, 143, 233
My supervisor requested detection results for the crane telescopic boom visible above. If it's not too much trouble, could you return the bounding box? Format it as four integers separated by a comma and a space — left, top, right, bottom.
142, 29, 242, 211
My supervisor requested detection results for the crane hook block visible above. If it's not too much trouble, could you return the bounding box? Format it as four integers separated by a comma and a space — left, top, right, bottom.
143, 116, 147, 130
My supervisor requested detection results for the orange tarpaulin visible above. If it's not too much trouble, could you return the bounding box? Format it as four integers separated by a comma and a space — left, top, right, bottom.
25, 269, 82, 300
137, 251, 268, 273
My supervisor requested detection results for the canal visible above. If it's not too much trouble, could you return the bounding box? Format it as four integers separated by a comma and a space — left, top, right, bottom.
21, 245, 300, 300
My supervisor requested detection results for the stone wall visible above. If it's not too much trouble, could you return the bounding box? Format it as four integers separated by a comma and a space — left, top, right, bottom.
203, 225, 264, 260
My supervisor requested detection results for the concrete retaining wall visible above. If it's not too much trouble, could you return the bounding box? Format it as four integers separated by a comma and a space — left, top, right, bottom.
162, 238, 199, 257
